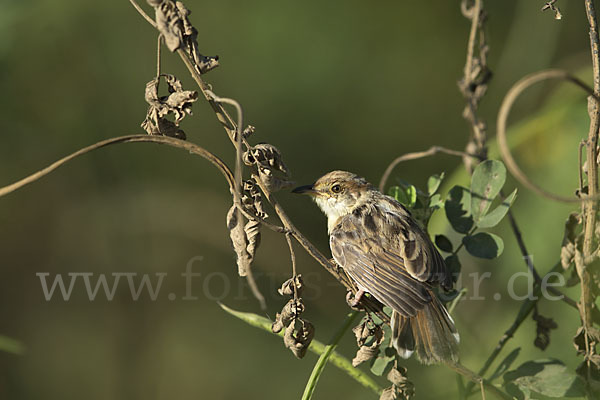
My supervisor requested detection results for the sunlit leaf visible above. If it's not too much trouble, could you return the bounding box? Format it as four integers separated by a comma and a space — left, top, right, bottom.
471, 160, 507, 222
477, 189, 517, 228
427, 172, 445, 196
389, 185, 417, 208
504, 359, 586, 399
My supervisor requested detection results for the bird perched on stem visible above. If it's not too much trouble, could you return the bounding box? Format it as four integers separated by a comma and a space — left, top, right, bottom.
293, 170, 459, 364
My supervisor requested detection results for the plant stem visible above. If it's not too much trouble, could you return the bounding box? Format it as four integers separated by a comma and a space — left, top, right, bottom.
464, 261, 562, 396
219, 304, 382, 395
302, 311, 362, 400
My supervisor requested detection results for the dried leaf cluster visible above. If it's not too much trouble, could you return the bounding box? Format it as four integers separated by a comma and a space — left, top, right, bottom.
379, 366, 415, 400
352, 317, 384, 367
141, 74, 197, 139
271, 275, 314, 358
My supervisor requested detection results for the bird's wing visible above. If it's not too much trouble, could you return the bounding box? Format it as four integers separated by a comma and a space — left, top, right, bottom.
330, 202, 448, 317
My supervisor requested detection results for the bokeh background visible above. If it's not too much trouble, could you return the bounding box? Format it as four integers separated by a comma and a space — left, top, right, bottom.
0, 1, 595, 399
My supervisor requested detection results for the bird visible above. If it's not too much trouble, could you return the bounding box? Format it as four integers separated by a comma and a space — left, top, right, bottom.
292, 170, 459, 364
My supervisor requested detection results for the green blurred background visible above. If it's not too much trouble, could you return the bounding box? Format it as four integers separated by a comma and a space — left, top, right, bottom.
0, 0, 595, 399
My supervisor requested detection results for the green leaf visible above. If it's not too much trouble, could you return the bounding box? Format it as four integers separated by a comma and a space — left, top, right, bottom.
429, 193, 443, 209
490, 348, 521, 382
0, 335, 25, 355
427, 172, 445, 196
389, 184, 417, 208
477, 189, 518, 228
471, 160, 507, 222
463, 232, 504, 259
435, 234, 453, 253
370, 352, 395, 376
444, 186, 474, 234
444, 254, 461, 283
503, 359, 586, 399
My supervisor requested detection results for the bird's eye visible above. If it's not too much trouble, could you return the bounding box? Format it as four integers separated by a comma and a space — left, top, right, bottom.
331, 184, 342, 193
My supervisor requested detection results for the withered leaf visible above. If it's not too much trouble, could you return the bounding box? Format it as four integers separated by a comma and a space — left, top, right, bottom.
284, 319, 315, 359
153, 0, 186, 52
272, 298, 304, 333
244, 220, 261, 260
278, 275, 304, 297
533, 311, 557, 351
352, 319, 384, 366
141, 74, 197, 139
147, 1, 219, 73
226, 205, 252, 277
352, 345, 379, 367
379, 386, 397, 400
244, 144, 293, 192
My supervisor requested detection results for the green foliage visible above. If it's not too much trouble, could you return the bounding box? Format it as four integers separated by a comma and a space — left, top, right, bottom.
470, 160, 506, 222
477, 189, 517, 229
444, 186, 474, 234
434, 234, 453, 253
389, 184, 417, 209
463, 232, 504, 259
0, 335, 25, 355
388, 173, 445, 227
489, 348, 521, 381
503, 359, 587, 399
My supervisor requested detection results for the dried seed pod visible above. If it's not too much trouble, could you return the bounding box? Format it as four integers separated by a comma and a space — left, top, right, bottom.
277, 275, 304, 297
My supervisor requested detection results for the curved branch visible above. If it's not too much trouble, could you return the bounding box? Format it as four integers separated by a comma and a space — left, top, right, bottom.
379, 146, 482, 192
0, 134, 234, 198
496, 69, 599, 203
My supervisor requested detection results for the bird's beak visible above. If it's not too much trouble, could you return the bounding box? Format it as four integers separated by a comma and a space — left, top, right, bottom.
292, 184, 318, 196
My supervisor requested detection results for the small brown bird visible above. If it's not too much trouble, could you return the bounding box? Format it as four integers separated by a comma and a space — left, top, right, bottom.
293, 170, 459, 364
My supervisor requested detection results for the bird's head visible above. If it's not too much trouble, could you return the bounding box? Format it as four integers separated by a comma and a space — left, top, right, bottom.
292, 170, 374, 228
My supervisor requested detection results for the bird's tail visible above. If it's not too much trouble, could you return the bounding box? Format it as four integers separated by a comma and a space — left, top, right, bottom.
391, 296, 459, 364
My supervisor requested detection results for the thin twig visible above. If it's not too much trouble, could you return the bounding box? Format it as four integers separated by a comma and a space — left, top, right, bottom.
464, 262, 563, 396
128, 0, 157, 28
156, 33, 162, 77
208, 91, 267, 310
0, 135, 233, 198
379, 146, 482, 192
285, 233, 299, 300
504, 204, 577, 309
496, 69, 599, 203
